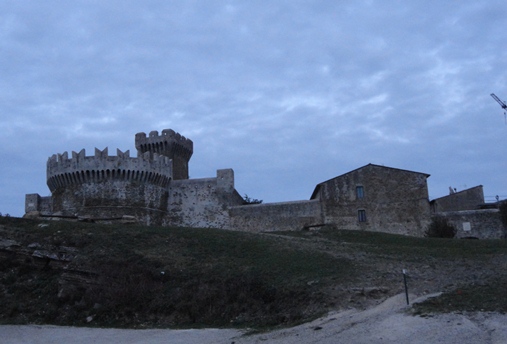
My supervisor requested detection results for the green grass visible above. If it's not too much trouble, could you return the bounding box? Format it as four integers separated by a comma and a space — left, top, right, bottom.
0, 217, 354, 328
413, 276, 507, 315
1, 217, 507, 328
278, 228, 507, 317
279, 227, 507, 259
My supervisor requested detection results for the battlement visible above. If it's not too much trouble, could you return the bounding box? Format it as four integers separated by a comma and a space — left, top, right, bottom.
135, 129, 193, 180
46, 147, 173, 192
135, 129, 193, 159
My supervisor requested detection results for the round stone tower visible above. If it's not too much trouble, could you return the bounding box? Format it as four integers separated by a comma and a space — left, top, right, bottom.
46, 147, 172, 225
135, 129, 193, 180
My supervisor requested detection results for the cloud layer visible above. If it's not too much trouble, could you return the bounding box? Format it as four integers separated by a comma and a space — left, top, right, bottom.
1, 1, 507, 216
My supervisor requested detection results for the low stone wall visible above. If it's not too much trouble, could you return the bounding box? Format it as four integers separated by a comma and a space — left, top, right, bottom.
437, 209, 506, 239
229, 200, 323, 232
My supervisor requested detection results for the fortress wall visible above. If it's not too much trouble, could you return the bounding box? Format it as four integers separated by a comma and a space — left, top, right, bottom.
45, 147, 172, 225
25, 194, 52, 215
51, 180, 169, 225
135, 129, 193, 180
47, 148, 172, 192
229, 200, 323, 232
39, 196, 52, 214
437, 209, 505, 239
166, 169, 243, 228
135, 129, 193, 156
25, 194, 40, 213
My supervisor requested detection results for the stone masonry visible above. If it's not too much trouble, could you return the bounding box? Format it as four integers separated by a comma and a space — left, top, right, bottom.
24, 129, 503, 238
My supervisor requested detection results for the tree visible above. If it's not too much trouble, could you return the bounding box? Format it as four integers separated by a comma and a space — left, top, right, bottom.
425, 217, 456, 238
242, 194, 263, 205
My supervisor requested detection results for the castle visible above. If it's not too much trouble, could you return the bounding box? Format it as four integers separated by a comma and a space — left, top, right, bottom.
25, 129, 504, 238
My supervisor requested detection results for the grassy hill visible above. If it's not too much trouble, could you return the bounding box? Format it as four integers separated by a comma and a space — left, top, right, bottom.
1, 216, 506, 329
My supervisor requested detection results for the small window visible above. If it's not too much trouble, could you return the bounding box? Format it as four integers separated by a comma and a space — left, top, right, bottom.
356, 186, 364, 199
358, 209, 367, 222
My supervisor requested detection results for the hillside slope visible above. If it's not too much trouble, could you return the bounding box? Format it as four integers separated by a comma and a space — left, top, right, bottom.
1, 216, 506, 328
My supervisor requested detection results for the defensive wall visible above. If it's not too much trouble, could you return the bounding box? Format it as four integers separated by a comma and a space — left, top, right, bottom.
47, 148, 172, 191
25, 194, 52, 214
25, 128, 242, 228
434, 209, 505, 239
166, 169, 244, 228
44, 147, 172, 225
229, 200, 323, 232
135, 129, 193, 180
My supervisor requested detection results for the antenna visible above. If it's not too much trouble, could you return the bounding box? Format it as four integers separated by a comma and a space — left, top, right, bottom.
491, 93, 507, 123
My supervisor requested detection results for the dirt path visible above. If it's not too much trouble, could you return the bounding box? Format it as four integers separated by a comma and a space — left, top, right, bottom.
3, 294, 507, 344
233, 294, 507, 344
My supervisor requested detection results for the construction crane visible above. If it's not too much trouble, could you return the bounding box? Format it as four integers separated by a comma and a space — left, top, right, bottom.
491, 93, 507, 123
491, 93, 507, 110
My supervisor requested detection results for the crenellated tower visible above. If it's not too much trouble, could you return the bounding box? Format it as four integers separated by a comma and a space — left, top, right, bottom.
135, 129, 193, 180
25, 128, 244, 228
46, 148, 172, 193
38, 128, 193, 225
45, 146, 173, 224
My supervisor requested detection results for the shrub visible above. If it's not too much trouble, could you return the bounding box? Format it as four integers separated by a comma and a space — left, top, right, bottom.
243, 194, 263, 205
425, 217, 456, 238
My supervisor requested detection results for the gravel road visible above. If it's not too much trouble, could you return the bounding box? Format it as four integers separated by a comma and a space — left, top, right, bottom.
3, 293, 507, 344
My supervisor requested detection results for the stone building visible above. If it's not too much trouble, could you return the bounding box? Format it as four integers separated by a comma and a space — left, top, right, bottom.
229, 164, 433, 236
430, 186, 505, 239
24, 128, 503, 238
310, 164, 432, 236
430, 185, 485, 213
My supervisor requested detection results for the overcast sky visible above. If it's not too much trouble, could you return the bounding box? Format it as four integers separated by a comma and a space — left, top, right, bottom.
1, 1, 507, 217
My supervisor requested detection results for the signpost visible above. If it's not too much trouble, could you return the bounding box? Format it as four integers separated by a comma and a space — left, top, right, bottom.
403, 269, 409, 305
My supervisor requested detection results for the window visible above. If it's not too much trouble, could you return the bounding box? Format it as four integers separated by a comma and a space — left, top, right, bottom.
356, 186, 364, 199
358, 209, 367, 222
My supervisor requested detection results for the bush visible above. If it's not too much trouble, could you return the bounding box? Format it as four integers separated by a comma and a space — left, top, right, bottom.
242, 194, 263, 205
425, 217, 456, 238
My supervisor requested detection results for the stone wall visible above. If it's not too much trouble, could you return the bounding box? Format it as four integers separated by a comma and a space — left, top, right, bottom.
135, 129, 193, 180
24, 128, 502, 238
25, 194, 52, 214
436, 210, 506, 239
165, 169, 243, 228
46, 148, 172, 193
229, 200, 323, 232
43, 146, 173, 225
51, 180, 169, 225
313, 164, 431, 236
431, 185, 484, 213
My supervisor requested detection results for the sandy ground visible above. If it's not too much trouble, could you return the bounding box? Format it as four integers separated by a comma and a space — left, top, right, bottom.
3, 293, 507, 344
